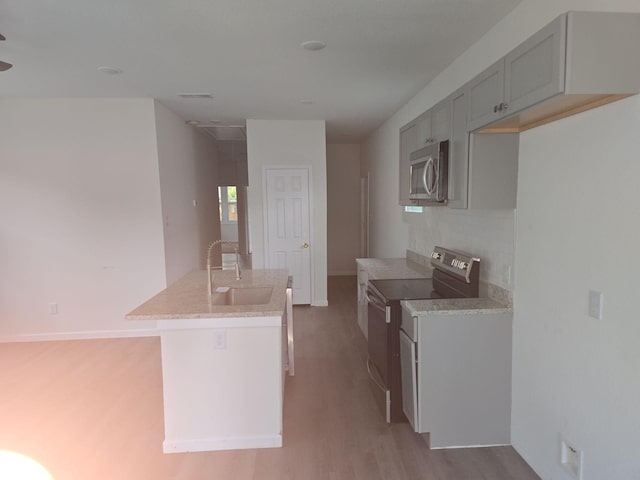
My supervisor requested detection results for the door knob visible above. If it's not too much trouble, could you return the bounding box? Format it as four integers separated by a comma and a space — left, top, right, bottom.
302, 243, 310, 248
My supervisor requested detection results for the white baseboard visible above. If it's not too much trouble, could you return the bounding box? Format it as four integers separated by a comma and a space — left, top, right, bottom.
0, 328, 159, 343
163, 434, 282, 453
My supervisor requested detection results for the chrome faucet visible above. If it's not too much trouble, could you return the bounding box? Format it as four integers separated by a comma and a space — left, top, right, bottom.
206, 240, 241, 295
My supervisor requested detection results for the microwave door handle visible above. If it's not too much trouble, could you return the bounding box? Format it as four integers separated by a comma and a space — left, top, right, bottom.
429, 159, 439, 194
423, 157, 434, 195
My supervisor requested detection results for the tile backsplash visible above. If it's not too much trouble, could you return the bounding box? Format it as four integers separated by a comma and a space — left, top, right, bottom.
406, 208, 516, 290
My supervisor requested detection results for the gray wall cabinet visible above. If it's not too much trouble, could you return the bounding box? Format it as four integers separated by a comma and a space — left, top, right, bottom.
398, 11, 640, 211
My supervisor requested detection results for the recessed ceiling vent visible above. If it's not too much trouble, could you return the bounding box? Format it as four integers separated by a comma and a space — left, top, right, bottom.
177, 93, 214, 99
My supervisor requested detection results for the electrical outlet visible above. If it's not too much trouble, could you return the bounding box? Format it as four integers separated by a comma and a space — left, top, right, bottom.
213, 329, 226, 350
560, 438, 583, 480
48, 303, 58, 315
588, 290, 603, 320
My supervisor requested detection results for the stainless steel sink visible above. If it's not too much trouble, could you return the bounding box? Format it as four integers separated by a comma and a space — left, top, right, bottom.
209, 287, 273, 306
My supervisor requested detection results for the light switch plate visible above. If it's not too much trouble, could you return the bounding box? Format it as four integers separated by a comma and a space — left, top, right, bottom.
588, 290, 603, 320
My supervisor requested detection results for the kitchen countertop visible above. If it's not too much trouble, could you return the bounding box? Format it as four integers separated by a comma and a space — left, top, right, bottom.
402, 297, 512, 316
356, 257, 432, 280
125, 269, 290, 321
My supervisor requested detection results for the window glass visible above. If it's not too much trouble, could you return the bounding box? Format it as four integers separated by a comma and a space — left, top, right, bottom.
218, 186, 238, 224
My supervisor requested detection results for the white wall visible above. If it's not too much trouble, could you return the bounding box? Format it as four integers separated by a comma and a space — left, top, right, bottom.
246, 120, 328, 306
154, 101, 221, 285
326, 144, 361, 276
0, 99, 166, 340
363, 1, 640, 478
513, 95, 640, 480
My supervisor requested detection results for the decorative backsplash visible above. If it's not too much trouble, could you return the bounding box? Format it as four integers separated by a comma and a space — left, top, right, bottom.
406, 208, 516, 291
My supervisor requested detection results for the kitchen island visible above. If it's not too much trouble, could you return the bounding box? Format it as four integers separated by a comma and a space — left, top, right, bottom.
126, 269, 290, 453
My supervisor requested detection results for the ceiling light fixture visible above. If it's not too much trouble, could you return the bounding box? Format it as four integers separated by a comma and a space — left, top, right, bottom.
301, 40, 326, 51
185, 120, 200, 126
97, 66, 123, 75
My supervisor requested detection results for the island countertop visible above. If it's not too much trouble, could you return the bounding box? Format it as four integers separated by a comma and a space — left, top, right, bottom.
125, 269, 290, 321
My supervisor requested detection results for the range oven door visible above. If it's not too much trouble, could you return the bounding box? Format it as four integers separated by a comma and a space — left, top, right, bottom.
366, 287, 391, 422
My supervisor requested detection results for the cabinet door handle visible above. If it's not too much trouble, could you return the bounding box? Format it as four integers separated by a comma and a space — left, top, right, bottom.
493, 105, 499, 113
502, 102, 509, 111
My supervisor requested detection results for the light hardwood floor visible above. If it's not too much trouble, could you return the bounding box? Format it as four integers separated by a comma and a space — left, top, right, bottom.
0, 276, 541, 480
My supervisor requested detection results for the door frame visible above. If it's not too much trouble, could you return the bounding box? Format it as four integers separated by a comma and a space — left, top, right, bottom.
261, 165, 315, 305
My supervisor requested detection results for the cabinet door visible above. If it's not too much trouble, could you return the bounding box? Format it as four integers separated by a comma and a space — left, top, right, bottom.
430, 99, 451, 143
416, 111, 432, 147
447, 88, 468, 209
467, 59, 505, 131
504, 15, 566, 115
399, 118, 420, 205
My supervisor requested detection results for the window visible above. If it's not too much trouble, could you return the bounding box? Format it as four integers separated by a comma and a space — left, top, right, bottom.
218, 186, 237, 224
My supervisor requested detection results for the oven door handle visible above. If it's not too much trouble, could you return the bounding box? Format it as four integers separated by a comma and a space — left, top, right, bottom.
366, 356, 387, 393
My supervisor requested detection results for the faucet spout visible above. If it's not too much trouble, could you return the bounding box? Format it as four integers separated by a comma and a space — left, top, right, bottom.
206, 240, 241, 294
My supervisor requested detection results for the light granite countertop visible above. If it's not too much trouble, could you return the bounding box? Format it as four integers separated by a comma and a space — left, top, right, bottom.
402, 297, 512, 316
125, 269, 290, 321
356, 257, 432, 280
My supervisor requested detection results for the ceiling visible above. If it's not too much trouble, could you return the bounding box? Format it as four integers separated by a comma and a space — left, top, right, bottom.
0, 0, 523, 143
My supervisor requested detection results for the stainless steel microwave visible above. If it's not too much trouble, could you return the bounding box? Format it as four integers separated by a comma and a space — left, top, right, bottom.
409, 140, 448, 205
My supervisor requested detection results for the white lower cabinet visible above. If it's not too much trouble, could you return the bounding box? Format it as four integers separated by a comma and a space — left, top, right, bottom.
400, 305, 512, 449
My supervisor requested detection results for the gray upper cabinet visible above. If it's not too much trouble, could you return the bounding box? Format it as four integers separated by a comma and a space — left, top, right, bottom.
469, 11, 640, 133
400, 11, 640, 209
504, 15, 565, 117
430, 99, 451, 144
468, 16, 566, 132
467, 60, 505, 132
447, 88, 468, 209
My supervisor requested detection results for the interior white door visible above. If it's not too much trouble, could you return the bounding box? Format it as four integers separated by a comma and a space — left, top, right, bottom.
264, 167, 312, 305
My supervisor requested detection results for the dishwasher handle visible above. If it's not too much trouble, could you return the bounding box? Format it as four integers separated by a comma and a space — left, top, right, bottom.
366, 289, 387, 313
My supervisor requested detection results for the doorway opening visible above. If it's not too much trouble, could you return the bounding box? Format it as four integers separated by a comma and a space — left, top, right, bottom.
218, 185, 250, 269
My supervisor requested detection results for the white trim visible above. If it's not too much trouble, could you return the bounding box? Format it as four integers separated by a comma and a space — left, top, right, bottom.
163, 434, 282, 453
311, 300, 328, 307
0, 328, 159, 343
430, 442, 511, 450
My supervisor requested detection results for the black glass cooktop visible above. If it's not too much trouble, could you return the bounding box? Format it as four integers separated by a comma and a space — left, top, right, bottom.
368, 278, 441, 303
